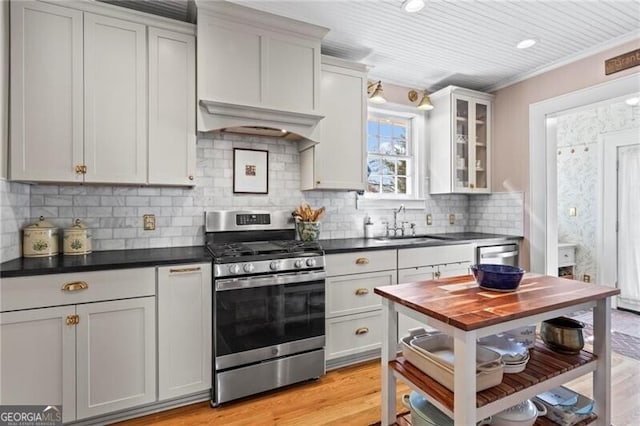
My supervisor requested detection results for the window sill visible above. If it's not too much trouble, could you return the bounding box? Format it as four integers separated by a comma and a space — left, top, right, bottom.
356, 197, 426, 210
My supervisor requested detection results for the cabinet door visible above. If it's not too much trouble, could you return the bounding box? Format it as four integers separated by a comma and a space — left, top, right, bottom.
148, 28, 196, 186
302, 62, 366, 190
473, 100, 490, 191
76, 297, 156, 419
0, 306, 76, 423
397, 267, 436, 338
157, 264, 212, 401
9, 1, 83, 182
83, 13, 147, 184
265, 35, 319, 112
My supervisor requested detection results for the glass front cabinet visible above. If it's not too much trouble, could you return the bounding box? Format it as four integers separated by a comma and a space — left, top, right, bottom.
429, 86, 493, 194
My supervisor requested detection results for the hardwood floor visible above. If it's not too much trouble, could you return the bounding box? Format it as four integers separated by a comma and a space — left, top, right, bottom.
116, 352, 640, 426
116, 361, 411, 426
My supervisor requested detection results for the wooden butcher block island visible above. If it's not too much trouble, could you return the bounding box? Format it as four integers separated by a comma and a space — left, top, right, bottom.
374, 273, 620, 426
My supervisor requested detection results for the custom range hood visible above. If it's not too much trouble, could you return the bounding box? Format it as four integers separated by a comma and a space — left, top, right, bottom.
196, 1, 328, 150
198, 99, 324, 149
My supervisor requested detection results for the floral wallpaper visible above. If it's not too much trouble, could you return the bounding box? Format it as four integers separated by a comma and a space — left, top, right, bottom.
556, 98, 640, 283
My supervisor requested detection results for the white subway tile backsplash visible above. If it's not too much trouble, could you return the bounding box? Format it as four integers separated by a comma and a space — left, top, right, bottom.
0, 134, 525, 263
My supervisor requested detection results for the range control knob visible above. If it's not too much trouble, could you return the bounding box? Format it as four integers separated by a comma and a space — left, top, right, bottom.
306, 258, 316, 267
294, 259, 305, 268
269, 261, 281, 271
243, 263, 255, 273
228, 264, 240, 274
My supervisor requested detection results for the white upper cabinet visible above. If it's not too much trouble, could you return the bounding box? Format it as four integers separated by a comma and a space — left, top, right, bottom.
300, 56, 367, 190
429, 86, 493, 194
196, 1, 328, 133
148, 28, 196, 185
84, 13, 147, 184
9, 1, 196, 186
10, 1, 84, 182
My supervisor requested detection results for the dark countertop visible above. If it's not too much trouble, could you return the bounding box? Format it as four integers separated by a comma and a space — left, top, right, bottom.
320, 232, 522, 254
0, 246, 212, 278
1, 233, 522, 278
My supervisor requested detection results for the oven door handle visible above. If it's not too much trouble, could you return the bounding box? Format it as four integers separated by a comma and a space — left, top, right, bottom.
215, 270, 327, 291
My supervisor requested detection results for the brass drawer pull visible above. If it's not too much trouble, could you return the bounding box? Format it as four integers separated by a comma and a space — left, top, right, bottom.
62, 281, 88, 292
355, 288, 369, 296
355, 327, 369, 335
66, 315, 79, 325
355, 258, 369, 265
434, 271, 441, 279
169, 267, 202, 274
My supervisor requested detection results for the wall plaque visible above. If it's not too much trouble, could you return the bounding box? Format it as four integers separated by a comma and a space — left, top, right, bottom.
605, 48, 640, 75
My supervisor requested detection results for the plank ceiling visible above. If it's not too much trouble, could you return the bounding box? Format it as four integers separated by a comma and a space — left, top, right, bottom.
101, 0, 640, 92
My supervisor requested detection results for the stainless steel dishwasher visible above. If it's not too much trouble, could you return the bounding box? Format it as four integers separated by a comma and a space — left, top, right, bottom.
477, 243, 519, 266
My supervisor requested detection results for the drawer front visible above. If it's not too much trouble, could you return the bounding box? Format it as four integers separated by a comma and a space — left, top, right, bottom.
327, 270, 396, 317
326, 250, 396, 277
1, 268, 156, 312
326, 311, 382, 360
398, 244, 474, 269
558, 246, 575, 267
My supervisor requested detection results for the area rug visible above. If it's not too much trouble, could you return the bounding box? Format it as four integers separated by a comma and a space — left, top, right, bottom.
582, 323, 640, 361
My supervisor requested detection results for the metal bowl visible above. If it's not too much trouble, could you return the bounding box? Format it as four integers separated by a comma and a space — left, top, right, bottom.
540, 317, 585, 354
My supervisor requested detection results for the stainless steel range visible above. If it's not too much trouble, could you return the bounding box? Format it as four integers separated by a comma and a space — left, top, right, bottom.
205, 210, 326, 406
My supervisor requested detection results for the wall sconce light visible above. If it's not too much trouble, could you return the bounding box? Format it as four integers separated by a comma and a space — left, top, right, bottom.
408, 89, 434, 111
367, 81, 387, 104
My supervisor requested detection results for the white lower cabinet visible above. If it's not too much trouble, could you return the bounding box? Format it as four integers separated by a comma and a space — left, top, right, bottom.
157, 263, 212, 400
76, 297, 156, 419
397, 244, 474, 338
0, 306, 77, 423
0, 268, 156, 422
325, 250, 396, 367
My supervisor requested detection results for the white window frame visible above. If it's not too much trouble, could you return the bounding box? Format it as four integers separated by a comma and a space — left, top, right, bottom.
357, 104, 426, 210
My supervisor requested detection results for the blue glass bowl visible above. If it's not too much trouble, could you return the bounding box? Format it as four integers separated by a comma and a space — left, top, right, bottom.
470, 264, 525, 291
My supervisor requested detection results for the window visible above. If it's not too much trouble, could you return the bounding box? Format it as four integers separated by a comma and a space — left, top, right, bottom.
366, 112, 414, 197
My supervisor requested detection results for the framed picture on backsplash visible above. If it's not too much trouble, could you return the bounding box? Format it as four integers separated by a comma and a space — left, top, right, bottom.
233, 148, 269, 194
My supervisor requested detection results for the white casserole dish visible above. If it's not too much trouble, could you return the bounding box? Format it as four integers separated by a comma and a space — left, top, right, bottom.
401, 331, 504, 392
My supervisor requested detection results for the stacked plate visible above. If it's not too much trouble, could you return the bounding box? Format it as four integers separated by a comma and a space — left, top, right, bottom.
478, 334, 530, 374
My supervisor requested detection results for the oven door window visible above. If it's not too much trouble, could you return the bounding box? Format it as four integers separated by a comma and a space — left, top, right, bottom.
215, 280, 325, 356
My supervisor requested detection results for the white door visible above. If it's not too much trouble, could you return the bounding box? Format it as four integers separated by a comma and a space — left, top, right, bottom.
0, 306, 77, 423
9, 1, 84, 182
83, 13, 147, 184
616, 143, 640, 311
157, 264, 211, 400
602, 129, 640, 312
148, 28, 196, 186
76, 297, 156, 419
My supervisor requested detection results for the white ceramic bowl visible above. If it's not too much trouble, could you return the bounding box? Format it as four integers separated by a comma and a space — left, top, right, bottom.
491, 399, 547, 426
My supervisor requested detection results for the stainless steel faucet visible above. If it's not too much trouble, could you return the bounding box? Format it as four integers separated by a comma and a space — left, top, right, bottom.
385, 204, 406, 236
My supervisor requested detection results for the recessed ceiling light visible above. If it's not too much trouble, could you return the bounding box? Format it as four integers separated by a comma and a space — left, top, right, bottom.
516, 39, 537, 49
402, 0, 425, 13
625, 97, 640, 106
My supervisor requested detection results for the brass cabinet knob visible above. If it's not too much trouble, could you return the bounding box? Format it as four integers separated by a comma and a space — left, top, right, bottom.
355, 288, 369, 296
316, 181, 321, 185
66, 315, 79, 325
355, 258, 369, 265
470, 183, 475, 188
355, 327, 369, 335
434, 271, 441, 279
62, 281, 88, 291
75, 165, 84, 174
188, 175, 194, 181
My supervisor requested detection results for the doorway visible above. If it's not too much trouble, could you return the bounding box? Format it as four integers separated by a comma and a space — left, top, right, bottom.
529, 72, 640, 277
603, 129, 640, 311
